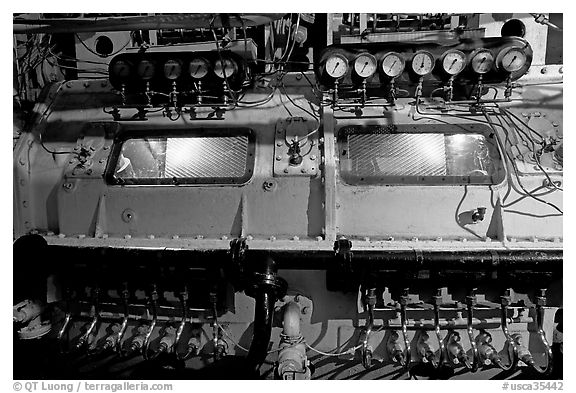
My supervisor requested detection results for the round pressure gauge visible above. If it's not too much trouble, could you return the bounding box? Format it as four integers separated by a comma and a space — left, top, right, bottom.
189, 57, 210, 79
441, 49, 467, 76
411, 51, 435, 76
163, 59, 182, 80
136, 60, 156, 80
353, 53, 377, 78
380, 52, 405, 78
470, 48, 494, 74
496, 46, 528, 73
324, 53, 349, 79
110, 60, 131, 79
213, 57, 238, 79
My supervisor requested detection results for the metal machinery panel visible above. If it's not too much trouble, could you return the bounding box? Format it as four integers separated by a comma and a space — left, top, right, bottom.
13, 13, 563, 382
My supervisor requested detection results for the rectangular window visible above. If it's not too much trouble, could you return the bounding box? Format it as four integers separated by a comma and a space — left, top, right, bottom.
106, 128, 254, 185
338, 124, 505, 185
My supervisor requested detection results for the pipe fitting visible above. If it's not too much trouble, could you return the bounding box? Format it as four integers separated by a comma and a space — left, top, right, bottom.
277, 301, 310, 379
446, 331, 471, 369
417, 331, 437, 366
475, 330, 500, 367
386, 330, 406, 366
129, 324, 151, 354
13, 299, 51, 340
360, 288, 376, 369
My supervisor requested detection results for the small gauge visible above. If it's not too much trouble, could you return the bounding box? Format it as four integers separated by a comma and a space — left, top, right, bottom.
496, 46, 528, 73
324, 53, 349, 79
136, 60, 156, 80
163, 59, 182, 80
353, 53, 377, 78
411, 51, 435, 76
441, 50, 467, 76
470, 48, 494, 74
110, 60, 131, 79
213, 57, 238, 79
380, 52, 405, 78
189, 57, 210, 79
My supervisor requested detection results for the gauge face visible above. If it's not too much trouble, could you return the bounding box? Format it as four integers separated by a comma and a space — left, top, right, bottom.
380, 52, 405, 78
325, 54, 349, 79
496, 46, 528, 73
411, 51, 435, 76
213, 58, 238, 79
470, 49, 494, 74
163, 59, 182, 80
441, 50, 467, 76
353, 53, 377, 78
136, 60, 156, 80
110, 60, 131, 79
189, 58, 210, 79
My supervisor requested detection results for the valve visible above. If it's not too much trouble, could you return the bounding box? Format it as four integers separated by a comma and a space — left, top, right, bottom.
416, 331, 437, 367
129, 324, 151, 354
471, 207, 487, 223
13, 299, 51, 340
386, 330, 405, 366
446, 331, 471, 368
158, 325, 177, 353
475, 330, 500, 367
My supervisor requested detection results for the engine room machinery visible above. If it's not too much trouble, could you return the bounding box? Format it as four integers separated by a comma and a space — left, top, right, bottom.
13, 13, 563, 380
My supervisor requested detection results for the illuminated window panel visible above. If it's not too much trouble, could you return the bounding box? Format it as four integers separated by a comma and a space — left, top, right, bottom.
337, 125, 505, 185
107, 129, 254, 185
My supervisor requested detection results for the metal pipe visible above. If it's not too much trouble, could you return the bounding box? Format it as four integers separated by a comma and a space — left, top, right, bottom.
466, 292, 480, 372
277, 302, 310, 379
399, 289, 412, 369
432, 292, 446, 369
360, 288, 376, 369
142, 286, 160, 361
175, 288, 193, 360
529, 291, 553, 375
496, 292, 519, 372
76, 288, 100, 351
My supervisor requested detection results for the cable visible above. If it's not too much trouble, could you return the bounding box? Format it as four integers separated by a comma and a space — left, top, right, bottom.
305, 343, 362, 357
217, 323, 249, 353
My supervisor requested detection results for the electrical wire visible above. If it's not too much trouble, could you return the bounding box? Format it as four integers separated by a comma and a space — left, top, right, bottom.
217, 323, 249, 353
305, 343, 362, 357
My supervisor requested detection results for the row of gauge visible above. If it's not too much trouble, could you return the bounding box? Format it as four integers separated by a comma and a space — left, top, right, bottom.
321, 46, 530, 80
108, 53, 244, 85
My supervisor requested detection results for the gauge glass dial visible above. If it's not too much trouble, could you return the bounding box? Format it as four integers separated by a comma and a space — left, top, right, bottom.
441, 50, 467, 76
213, 58, 238, 79
380, 52, 405, 78
497, 47, 527, 73
110, 60, 131, 79
353, 53, 377, 78
136, 60, 156, 80
325, 54, 349, 79
470, 49, 494, 74
189, 58, 210, 79
411, 51, 435, 76
163, 59, 182, 80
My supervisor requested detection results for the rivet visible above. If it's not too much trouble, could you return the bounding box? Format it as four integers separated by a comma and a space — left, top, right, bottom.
124, 234, 131, 240
247, 235, 254, 241
58, 233, 66, 238
436, 237, 442, 242
22, 201, 28, 208
540, 67, 547, 74
103, 146, 109, 150
69, 160, 74, 164
148, 234, 155, 239
172, 235, 180, 240
553, 237, 561, 243
532, 236, 539, 243
47, 231, 54, 236
559, 67, 563, 74
302, 307, 309, 315
221, 235, 228, 240
275, 155, 282, 161
316, 236, 323, 241
485, 237, 492, 242
277, 141, 283, 147
283, 168, 289, 173
552, 122, 559, 127
292, 236, 300, 241
301, 168, 307, 173
83, 82, 90, 88
412, 237, 419, 242
521, 113, 529, 118
78, 234, 86, 239
99, 159, 106, 164
510, 237, 517, 243
534, 111, 541, 117
461, 238, 468, 242
388, 236, 394, 241
310, 155, 316, 161
196, 235, 204, 240
269, 236, 276, 241
295, 74, 302, 81
102, 234, 109, 239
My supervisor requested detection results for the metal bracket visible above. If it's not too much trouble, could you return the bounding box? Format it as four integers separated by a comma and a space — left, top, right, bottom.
274, 118, 320, 177
229, 237, 248, 276
334, 238, 353, 273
